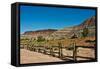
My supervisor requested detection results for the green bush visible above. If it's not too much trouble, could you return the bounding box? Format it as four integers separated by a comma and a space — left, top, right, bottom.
37, 36, 45, 42
82, 27, 89, 37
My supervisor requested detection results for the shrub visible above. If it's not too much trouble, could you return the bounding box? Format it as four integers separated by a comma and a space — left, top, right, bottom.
82, 27, 89, 37
37, 36, 45, 42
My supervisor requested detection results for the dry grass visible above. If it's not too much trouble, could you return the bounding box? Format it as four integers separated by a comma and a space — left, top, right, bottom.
44, 36, 95, 47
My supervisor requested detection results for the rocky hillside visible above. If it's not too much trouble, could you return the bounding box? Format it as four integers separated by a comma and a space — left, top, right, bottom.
49, 16, 96, 39
21, 16, 95, 40
79, 16, 95, 27
22, 29, 57, 38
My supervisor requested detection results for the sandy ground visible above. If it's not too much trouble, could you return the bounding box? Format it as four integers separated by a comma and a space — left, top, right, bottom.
20, 47, 95, 64
20, 49, 63, 64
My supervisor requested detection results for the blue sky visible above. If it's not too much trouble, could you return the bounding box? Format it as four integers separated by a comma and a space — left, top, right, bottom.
20, 5, 95, 34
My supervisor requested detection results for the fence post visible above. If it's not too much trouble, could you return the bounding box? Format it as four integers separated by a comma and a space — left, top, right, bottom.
50, 46, 53, 56
60, 45, 63, 59
73, 43, 77, 61
58, 43, 62, 59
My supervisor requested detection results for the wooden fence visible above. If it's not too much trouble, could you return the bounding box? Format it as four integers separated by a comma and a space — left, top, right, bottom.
21, 42, 95, 61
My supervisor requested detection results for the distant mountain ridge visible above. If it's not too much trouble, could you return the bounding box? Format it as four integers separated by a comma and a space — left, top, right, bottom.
24, 29, 57, 34
22, 16, 95, 39
23, 29, 57, 38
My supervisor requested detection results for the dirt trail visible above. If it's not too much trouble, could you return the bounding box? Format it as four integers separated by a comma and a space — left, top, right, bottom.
20, 49, 63, 64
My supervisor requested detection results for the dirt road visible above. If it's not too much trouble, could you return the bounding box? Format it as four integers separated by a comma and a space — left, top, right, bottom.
20, 49, 63, 64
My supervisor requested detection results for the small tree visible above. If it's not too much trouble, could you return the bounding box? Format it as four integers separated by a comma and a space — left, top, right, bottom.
37, 36, 45, 42
82, 27, 89, 38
